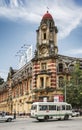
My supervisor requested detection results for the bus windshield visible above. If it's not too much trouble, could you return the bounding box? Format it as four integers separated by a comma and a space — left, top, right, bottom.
31, 105, 37, 110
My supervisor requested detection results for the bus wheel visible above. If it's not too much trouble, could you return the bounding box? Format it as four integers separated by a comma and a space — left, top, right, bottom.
38, 119, 43, 122
64, 115, 69, 120
44, 116, 49, 121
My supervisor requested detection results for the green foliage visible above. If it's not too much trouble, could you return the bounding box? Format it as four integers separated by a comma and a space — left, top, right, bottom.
66, 62, 82, 108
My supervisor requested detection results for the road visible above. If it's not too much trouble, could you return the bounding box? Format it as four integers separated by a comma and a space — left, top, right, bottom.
0, 117, 82, 130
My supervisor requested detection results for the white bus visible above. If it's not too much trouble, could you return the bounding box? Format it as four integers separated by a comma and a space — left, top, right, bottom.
30, 102, 72, 121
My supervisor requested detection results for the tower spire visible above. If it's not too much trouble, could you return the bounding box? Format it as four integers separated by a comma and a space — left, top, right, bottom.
47, 7, 49, 12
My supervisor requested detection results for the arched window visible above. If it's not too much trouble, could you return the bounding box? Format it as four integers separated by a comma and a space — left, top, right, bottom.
30, 79, 32, 90
49, 22, 52, 28
40, 77, 44, 88
44, 33, 46, 39
58, 63, 63, 72
59, 76, 64, 88
69, 64, 74, 72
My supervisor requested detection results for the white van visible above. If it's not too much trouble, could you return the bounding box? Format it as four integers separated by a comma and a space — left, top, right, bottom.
0, 112, 14, 122
30, 102, 72, 121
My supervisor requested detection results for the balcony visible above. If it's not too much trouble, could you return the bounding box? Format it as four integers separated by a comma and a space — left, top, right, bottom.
32, 87, 47, 93
38, 70, 51, 75
45, 86, 56, 92
32, 86, 55, 93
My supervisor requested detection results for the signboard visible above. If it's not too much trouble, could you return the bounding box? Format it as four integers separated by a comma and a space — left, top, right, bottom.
59, 95, 64, 102
43, 97, 47, 102
19, 54, 26, 68
54, 96, 59, 102
26, 45, 32, 62
54, 95, 64, 102
19, 45, 32, 68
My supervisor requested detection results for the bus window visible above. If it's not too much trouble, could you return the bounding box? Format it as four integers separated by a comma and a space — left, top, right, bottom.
62, 105, 65, 110
57, 106, 60, 111
39, 105, 42, 111
31, 105, 37, 110
66, 105, 71, 110
39, 105, 48, 111
49, 105, 56, 110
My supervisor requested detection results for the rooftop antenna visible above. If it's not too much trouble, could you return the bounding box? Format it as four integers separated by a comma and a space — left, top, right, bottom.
47, 7, 49, 12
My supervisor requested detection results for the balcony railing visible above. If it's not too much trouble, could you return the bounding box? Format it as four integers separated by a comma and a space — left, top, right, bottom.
32, 86, 55, 93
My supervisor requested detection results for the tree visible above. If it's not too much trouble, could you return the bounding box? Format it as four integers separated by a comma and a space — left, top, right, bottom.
66, 62, 82, 108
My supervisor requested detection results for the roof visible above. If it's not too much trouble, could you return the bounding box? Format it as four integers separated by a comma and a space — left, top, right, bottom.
42, 11, 53, 20
32, 102, 69, 105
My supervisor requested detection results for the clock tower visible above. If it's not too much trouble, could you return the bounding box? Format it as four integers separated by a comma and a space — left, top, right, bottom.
32, 11, 58, 95
36, 11, 58, 58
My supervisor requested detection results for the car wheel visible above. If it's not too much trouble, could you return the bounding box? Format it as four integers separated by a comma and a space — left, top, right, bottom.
7, 118, 12, 122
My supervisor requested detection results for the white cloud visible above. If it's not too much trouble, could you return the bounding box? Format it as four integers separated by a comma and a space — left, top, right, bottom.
10, 0, 19, 7
0, 0, 82, 39
69, 49, 82, 54
0, 0, 82, 79
63, 48, 82, 58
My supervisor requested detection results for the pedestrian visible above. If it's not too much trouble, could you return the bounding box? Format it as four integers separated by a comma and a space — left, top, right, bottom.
14, 111, 16, 119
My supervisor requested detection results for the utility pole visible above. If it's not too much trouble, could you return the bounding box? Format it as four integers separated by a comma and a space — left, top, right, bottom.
65, 82, 66, 102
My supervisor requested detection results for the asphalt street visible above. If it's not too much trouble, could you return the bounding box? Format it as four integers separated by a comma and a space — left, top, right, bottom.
0, 116, 82, 130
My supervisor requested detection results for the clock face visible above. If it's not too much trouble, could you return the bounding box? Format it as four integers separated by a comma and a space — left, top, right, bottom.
40, 46, 48, 55
42, 47, 47, 54
41, 24, 47, 30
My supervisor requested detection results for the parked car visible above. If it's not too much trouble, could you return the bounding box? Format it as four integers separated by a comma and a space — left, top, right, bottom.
72, 110, 80, 117
0, 112, 15, 122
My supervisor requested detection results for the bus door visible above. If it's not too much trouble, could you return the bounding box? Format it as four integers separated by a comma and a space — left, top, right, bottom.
56, 105, 61, 119
61, 105, 66, 117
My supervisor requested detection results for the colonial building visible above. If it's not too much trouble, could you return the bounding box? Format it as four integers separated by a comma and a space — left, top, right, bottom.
0, 11, 82, 115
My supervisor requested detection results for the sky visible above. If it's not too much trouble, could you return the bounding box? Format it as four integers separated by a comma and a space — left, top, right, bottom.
0, 0, 82, 80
